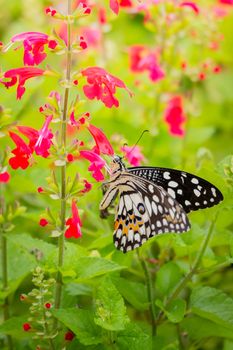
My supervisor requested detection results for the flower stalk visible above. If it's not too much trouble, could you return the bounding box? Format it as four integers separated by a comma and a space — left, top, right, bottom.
0, 188, 13, 349
54, 0, 72, 318
137, 250, 157, 339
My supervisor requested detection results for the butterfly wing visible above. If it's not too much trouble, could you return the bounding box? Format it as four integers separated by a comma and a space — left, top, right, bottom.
114, 173, 190, 253
128, 167, 223, 213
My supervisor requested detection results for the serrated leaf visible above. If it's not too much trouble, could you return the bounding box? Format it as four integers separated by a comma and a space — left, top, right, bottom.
115, 277, 149, 311
181, 315, 233, 341
52, 308, 102, 345
0, 316, 30, 339
116, 322, 151, 350
94, 277, 129, 331
190, 286, 233, 330
74, 257, 125, 282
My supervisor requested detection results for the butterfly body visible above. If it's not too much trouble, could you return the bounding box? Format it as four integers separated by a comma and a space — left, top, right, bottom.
100, 156, 223, 253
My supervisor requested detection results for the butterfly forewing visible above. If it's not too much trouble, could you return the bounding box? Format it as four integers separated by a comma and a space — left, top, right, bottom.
113, 174, 190, 253
128, 167, 223, 213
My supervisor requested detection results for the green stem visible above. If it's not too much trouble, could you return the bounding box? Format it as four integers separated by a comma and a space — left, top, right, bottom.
54, 0, 72, 323
0, 190, 13, 349
156, 215, 218, 325
137, 250, 157, 338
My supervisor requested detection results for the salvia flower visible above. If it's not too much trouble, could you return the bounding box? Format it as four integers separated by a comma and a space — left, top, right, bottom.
110, 0, 120, 14
88, 124, 114, 156
164, 96, 186, 137
0, 171, 10, 183
81, 67, 131, 108
23, 323, 31, 332
80, 150, 106, 181
11, 32, 57, 66
180, 2, 200, 14
34, 116, 53, 158
9, 132, 32, 169
39, 218, 48, 227
129, 46, 165, 82
65, 331, 75, 341
65, 200, 82, 239
121, 145, 144, 166
0, 67, 44, 99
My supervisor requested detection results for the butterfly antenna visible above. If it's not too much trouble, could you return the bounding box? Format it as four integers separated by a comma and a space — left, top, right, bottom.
122, 129, 149, 158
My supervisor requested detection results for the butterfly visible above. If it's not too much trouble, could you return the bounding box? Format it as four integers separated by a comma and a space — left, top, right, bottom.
100, 156, 223, 253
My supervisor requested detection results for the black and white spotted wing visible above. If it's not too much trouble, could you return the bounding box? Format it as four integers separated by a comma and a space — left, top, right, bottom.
113, 173, 190, 253
128, 167, 223, 213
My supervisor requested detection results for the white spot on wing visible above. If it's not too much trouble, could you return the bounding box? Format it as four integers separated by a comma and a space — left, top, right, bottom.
194, 189, 201, 197
148, 184, 154, 193
168, 181, 178, 188
167, 188, 176, 199
191, 178, 199, 184
144, 196, 152, 216
163, 171, 171, 180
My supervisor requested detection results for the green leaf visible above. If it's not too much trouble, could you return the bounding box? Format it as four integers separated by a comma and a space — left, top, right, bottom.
116, 322, 151, 350
52, 308, 102, 345
94, 277, 129, 331
181, 315, 233, 341
74, 257, 125, 282
156, 298, 186, 324
0, 316, 30, 339
115, 277, 149, 311
190, 286, 233, 330
65, 283, 92, 296
156, 262, 182, 295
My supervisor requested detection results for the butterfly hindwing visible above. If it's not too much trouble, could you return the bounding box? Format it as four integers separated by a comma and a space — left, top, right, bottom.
113, 174, 190, 253
128, 167, 223, 213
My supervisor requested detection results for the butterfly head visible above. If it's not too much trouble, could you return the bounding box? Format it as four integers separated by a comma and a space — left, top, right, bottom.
110, 155, 126, 175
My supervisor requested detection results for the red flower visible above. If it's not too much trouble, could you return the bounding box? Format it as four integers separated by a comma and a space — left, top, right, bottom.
80, 150, 106, 182
0, 171, 10, 183
39, 218, 48, 227
65, 200, 82, 239
18, 116, 53, 158
65, 331, 75, 341
88, 124, 114, 156
82, 67, 131, 108
23, 323, 31, 332
11, 32, 57, 66
219, 0, 233, 4
9, 132, 32, 170
45, 7, 57, 16
121, 145, 144, 166
0, 67, 44, 99
44, 302, 52, 309
81, 179, 92, 193
129, 46, 165, 82
110, 0, 120, 14
180, 2, 200, 14
37, 187, 44, 193
164, 96, 186, 137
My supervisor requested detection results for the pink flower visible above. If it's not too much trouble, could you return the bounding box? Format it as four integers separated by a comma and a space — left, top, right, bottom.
121, 145, 144, 166
110, 0, 120, 14
88, 124, 114, 156
80, 27, 101, 47
129, 46, 165, 82
164, 96, 186, 137
34, 116, 53, 158
8, 132, 32, 169
65, 200, 82, 239
81, 179, 92, 193
0, 67, 44, 99
0, 171, 10, 183
180, 2, 200, 14
82, 67, 131, 108
219, 0, 233, 4
11, 32, 57, 66
17, 116, 53, 158
80, 150, 106, 181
